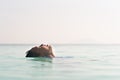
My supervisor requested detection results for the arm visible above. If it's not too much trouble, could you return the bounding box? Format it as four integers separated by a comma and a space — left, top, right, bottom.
48, 45, 55, 57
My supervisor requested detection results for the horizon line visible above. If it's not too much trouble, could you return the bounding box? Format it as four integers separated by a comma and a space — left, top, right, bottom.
1, 43, 120, 45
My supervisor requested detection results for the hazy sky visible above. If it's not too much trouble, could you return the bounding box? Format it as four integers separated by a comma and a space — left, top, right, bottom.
0, 0, 120, 44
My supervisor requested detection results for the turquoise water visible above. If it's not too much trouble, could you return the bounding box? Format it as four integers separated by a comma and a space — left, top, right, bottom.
0, 44, 120, 80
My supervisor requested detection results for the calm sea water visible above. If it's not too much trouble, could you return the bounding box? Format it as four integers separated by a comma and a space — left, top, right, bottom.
0, 44, 120, 80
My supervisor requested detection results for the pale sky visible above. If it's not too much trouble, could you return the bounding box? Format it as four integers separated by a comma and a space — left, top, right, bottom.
0, 0, 120, 44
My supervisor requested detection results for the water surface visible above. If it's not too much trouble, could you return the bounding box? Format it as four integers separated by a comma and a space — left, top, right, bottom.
0, 44, 120, 80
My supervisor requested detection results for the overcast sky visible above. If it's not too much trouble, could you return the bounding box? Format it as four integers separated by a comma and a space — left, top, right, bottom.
0, 0, 120, 44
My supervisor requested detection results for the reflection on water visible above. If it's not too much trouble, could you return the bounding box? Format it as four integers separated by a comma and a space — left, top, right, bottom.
1, 44, 120, 80
26, 57, 53, 63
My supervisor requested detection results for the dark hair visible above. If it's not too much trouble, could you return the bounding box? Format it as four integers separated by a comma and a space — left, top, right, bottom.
26, 51, 38, 57
26, 47, 40, 57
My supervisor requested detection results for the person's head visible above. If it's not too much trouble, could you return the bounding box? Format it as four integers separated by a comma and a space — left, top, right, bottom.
26, 44, 55, 58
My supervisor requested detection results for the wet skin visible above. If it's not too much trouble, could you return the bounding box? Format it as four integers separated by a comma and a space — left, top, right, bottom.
26, 44, 55, 58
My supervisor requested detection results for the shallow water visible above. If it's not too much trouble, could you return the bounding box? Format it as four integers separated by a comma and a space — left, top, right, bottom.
0, 44, 120, 80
